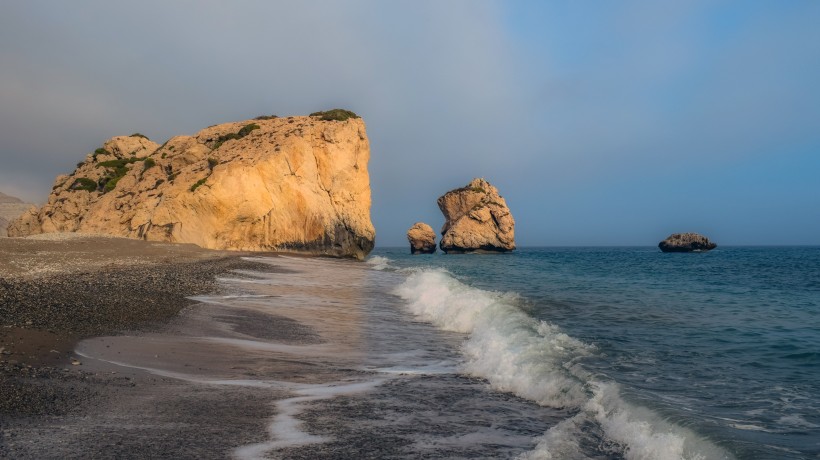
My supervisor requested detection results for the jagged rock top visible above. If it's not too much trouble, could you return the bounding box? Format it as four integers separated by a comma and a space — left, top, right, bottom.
658, 233, 717, 253
437, 178, 515, 253
407, 222, 436, 254
9, 114, 375, 259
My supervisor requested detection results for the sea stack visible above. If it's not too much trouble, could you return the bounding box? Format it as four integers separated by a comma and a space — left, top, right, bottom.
437, 178, 515, 254
8, 111, 376, 259
658, 233, 717, 252
407, 222, 436, 254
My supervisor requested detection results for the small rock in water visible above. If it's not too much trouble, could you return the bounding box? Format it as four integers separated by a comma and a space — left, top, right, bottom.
406, 222, 436, 254
658, 232, 717, 252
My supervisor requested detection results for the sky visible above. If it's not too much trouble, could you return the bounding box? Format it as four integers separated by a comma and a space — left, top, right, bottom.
1, 1, 818, 246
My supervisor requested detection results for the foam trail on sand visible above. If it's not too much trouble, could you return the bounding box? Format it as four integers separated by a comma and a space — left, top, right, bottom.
74, 350, 283, 388
77, 349, 389, 458
232, 379, 386, 460
393, 268, 733, 460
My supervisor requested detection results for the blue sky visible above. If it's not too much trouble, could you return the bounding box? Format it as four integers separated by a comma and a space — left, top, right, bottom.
1, 1, 818, 246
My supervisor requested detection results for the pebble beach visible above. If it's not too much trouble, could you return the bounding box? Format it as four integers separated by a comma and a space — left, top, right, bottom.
0, 234, 271, 420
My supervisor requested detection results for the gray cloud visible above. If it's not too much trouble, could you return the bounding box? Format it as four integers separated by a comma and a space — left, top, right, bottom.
1, 1, 818, 245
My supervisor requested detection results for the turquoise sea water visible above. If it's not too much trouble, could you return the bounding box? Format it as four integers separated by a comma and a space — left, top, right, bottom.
370, 246, 820, 459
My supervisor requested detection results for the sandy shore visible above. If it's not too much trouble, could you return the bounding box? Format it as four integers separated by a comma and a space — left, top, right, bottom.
0, 234, 276, 418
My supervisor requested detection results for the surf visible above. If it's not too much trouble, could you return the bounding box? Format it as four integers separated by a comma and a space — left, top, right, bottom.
392, 265, 733, 460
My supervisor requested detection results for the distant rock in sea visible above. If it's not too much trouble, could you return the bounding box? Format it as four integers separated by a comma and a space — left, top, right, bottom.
437, 178, 515, 254
8, 111, 376, 259
407, 222, 436, 254
658, 233, 717, 252
0, 192, 35, 237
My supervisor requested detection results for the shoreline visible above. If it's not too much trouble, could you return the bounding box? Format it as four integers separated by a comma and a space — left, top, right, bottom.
0, 234, 281, 418
2, 240, 578, 458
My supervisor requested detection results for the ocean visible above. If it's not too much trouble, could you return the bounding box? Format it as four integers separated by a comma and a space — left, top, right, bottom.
365, 246, 820, 459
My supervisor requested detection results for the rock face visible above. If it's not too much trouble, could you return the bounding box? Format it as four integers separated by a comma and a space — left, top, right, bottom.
0, 192, 35, 237
406, 222, 436, 254
658, 233, 717, 252
8, 114, 376, 259
437, 178, 515, 254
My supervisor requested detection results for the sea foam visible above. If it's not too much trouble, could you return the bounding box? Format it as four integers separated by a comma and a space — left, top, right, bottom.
365, 255, 393, 271
392, 266, 733, 460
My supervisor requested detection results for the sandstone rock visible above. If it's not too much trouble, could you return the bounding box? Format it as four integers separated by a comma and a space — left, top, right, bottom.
658, 233, 717, 252
8, 116, 375, 259
406, 222, 436, 254
0, 192, 35, 237
437, 178, 515, 253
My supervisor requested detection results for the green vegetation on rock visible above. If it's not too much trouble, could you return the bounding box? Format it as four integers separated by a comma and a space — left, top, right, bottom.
97, 158, 141, 170
237, 123, 260, 137
70, 178, 97, 192
130, 133, 149, 139
96, 157, 144, 192
92, 148, 109, 160
103, 176, 122, 193
212, 123, 260, 150
309, 109, 360, 121
190, 178, 207, 192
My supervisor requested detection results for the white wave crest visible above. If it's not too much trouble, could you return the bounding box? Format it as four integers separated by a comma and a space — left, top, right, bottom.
394, 268, 733, 460
394, 269, 590, 408
366, 255, 393, 271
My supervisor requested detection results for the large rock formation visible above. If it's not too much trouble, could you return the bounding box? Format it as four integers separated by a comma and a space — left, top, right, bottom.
658, 233, 717, 252
407, 222, 436, 254
437, 178, 515, 253
9, 113, 375, 259
0, 192, 35, 237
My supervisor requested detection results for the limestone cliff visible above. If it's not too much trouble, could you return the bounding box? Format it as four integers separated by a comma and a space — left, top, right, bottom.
437, 178, 515, 253
9, 114, 375, 259
0, 192, 35, 238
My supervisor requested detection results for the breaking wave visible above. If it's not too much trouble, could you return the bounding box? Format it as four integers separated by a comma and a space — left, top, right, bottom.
392, 267, 732, 460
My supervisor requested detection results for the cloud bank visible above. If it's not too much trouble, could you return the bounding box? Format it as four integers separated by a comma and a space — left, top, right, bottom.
1, 1, 818, 245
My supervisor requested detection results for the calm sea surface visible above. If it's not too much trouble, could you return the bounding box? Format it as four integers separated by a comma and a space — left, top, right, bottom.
369, 246, 820, 459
